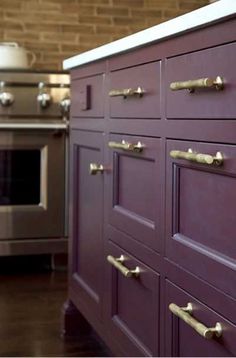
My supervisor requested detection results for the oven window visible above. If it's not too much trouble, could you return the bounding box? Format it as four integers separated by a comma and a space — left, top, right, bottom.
0, 150, 40, 205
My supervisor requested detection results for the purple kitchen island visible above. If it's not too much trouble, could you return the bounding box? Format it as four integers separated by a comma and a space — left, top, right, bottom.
62, 1, 236, 356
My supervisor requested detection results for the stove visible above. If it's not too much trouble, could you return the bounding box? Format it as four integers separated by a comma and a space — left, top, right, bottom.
0, 69, 70, 257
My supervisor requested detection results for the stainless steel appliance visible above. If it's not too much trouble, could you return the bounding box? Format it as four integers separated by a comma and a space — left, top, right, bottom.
0, 70, 70, 256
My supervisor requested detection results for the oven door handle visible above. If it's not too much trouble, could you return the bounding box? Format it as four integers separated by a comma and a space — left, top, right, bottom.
0, 122, 68, 130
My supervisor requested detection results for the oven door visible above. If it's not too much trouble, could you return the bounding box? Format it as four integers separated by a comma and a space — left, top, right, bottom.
0, 123, 66, 239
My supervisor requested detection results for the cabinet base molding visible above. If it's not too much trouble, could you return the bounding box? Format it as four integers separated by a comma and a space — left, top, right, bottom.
61, 299, 92, 338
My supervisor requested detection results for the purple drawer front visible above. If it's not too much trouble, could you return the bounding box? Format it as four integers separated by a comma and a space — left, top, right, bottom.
166, 139, 236, 297
165, 280, 236, 357
166, 42, 236, 119
108, 133, 161, 252
106, 240, 160, 356
109, 61, 161, 119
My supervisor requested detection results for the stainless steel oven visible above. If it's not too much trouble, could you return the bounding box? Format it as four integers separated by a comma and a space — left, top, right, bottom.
0, 70, 70, 255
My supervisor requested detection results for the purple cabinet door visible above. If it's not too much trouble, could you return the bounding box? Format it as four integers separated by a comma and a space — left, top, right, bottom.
166, 43, 236, 119
105, 240, 160, 356
69, 129, 104, 320
107, 133, 162, 252
166, 140, 236, 297
165, 280, 236, 357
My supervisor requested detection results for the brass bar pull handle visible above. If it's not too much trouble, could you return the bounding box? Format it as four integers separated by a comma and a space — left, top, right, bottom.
109, 86, 145, 98
107, 255, 140, 278
89, 163, 104, 175
170, 148, 223, 166
108, 140, 145, 153
169, 303, 223, 340
170, 76, 224, 92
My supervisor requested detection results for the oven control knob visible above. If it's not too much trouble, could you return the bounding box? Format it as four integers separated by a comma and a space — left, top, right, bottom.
0, 81, 14, 107
37, 82, 51, 109
37, 92, 51, 108
0, 91, 14, 107
60, 97, 70, 116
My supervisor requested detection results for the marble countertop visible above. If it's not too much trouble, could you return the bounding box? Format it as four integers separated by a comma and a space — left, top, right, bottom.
63, 0, 236, 70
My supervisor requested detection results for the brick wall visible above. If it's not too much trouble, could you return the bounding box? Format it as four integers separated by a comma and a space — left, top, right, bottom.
0, 0, 209, 70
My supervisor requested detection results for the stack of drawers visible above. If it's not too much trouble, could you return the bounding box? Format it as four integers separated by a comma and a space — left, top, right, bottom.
67, 15, 236, 357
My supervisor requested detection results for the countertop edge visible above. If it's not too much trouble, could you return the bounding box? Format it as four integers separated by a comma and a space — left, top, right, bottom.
63, 0, 236, 70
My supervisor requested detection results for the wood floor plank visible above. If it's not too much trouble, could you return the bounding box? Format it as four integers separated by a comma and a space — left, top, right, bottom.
0, 258, 109, 357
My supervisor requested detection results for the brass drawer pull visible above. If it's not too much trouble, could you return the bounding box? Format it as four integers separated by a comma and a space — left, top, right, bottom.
170, 76, 224, 92
170, 148, 223, 166
89, 163, 104, 175
169, 303, 223, 340
108, 140, 145, 153
107, 255, 140, 278
109, 86, 145, 98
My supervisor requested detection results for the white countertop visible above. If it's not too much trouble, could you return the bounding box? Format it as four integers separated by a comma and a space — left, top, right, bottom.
63, 0, 236, 70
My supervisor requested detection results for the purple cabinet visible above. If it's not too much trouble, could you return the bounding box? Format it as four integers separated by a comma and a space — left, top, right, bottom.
166, 139, 236, 297
165, 280, 236, 357
105, 239, 160, 356
107, 133, 162, 252
69, 129, 104, 321
66, 15, 236, 358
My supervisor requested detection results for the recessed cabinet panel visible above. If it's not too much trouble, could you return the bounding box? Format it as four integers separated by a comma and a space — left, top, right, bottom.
70, 130, 104, 320
71, 74, 104, 117
165, 280, 236, 357
106, 241, 160, 356
166, 140, 236, 297
108, 134, 162, 251
166, 42, 236, 119
109, 61, 161, 119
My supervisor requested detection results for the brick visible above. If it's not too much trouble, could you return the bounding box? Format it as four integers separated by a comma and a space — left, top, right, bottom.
79, 15, 112, 25
113, 16, 146, 26
112, 0, 144, 7
41, 0, 77, 3
24, 42, 60, 52
0, 21, 24, 31
61, 4, 96, 15
80, 34, 112, 45
4, 31, 40, 41
42, 52, 64, 61
61, 24, 95, 33
144, 0, 177, 8
4, 11, 78, 24
96, 25, 130, 36
78, 0, 110, 4
96, 6, 129, 16
42, 32, 77, 43
24, 23, 62, 32
21, 2, 61, 11
179, 1, 207, 10
128, 25, 149, 33
163, 8, 188, 19
60, 44, 85, 52
130, 8, 162, 17
0, 1, 22, 10
146, 17, 163, 26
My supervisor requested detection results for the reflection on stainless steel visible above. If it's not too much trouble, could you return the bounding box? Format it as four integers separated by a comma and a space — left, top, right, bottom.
60, 97, 71, 117
0, 122, 68, 130
0, 69, 70, 247
37, 82, 51, 109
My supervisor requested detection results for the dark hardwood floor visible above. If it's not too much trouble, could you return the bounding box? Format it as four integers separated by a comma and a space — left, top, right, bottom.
0, 255, 109, 357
